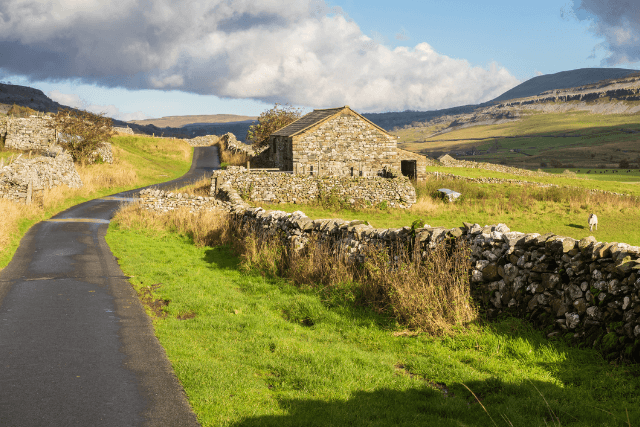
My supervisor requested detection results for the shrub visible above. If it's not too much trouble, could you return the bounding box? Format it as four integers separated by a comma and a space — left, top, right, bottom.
48, 109, 115, 164
7, 104, 37, 117
619, 159, 630, 169
246, 103, 302, 150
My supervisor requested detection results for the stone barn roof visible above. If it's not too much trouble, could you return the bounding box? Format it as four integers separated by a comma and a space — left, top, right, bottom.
271, 106, 392, 138
437, 154, 456, 163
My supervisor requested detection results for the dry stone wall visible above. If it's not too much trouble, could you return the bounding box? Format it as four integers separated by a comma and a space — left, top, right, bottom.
113, 126, 134, 135
427, 171, 633, 198
137, 188, 235, 212
210, 167, 417, 208
0, 116, 56, 151
291, 113, 399, 177
437, 155, 551, 178
186, 135, 220, 147
134, 185, 640, 360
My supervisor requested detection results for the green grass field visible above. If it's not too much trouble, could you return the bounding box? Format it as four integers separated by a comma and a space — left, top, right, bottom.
396, 110, 640, 170
106, 220, 640, 426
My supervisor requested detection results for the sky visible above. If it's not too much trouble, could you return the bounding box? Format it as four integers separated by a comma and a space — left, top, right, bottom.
1, 0, 639, 121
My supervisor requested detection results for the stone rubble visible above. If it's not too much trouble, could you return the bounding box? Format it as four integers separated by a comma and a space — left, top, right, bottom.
0, 151, 82, 203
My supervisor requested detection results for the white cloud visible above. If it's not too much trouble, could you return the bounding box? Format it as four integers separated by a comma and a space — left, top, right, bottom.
47, 90, 85, 109
47, 90, 149, 121
2, 0, 521, 112
535, 70, 544, 76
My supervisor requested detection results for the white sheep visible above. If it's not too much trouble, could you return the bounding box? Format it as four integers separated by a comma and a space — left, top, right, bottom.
588, 213, 598, 232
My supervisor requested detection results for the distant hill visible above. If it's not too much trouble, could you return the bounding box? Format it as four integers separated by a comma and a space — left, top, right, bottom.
0, 83, 68, 114
489, 68, 640, 104
363, 67, 640, 130
129, 114, 256, 128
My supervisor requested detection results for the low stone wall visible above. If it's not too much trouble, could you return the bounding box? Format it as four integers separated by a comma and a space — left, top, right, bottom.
210, 167, 417, 208
135, 179, 640, 361
222, 132, 259, 156
185, 135, 220, 147
438, 156, 551, 178
92, 142, 114, 164
137, 188, 239, 212
0, 151, 82, 203
113, 126, 134, 135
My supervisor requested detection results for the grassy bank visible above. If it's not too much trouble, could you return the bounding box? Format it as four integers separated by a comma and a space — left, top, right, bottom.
0, 135, 192, 270
106, 206, 640, 426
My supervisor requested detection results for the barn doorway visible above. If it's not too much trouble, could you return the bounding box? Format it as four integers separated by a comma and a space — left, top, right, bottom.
401, 160, 417, 180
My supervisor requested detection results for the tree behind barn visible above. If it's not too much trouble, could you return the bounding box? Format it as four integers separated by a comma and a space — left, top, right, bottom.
246, 103, 302, 150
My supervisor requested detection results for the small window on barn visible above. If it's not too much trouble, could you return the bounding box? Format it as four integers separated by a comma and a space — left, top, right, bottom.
310, 165, 314, 175
350, 167, 354, 177
359, 170, 363, 177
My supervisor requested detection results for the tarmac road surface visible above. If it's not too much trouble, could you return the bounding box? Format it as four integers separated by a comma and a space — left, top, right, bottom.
0, 146, 219, 426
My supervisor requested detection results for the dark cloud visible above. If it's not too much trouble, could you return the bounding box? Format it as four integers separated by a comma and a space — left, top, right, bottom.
573, 0, 640, 65
0, 0, 519, 112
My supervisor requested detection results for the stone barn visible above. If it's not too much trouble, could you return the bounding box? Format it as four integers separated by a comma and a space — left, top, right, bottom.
257, 106, 426, 182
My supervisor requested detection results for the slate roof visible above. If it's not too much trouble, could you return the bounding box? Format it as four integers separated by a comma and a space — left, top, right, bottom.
271, 106, 391, 138
271, 107, 345, 137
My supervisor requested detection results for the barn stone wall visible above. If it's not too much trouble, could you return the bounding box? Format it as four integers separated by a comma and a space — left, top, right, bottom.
290, 111, 399, 178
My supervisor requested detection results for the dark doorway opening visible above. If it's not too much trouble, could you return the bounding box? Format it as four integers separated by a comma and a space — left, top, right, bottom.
401, 160, 417, 180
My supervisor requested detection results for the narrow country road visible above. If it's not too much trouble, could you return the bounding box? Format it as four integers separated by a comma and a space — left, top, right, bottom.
0, 146, 219, 426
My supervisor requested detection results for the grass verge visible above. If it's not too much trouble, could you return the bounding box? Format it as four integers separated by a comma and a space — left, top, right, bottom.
106, 206, 640, 426
0, 135, 193, 270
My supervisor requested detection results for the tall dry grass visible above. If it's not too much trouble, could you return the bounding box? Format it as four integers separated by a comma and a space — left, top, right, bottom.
112, 203, 231, 247
213, 140, 249, 167
0, 162, 140, 257
42, 162, 139, 209
166, 176, 212, 197
0, 199, 39, 253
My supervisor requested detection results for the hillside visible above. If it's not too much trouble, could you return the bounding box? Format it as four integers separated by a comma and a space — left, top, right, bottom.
395, 73, 640, 169
129, 114, 256, 128
363, 67, 640, 130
